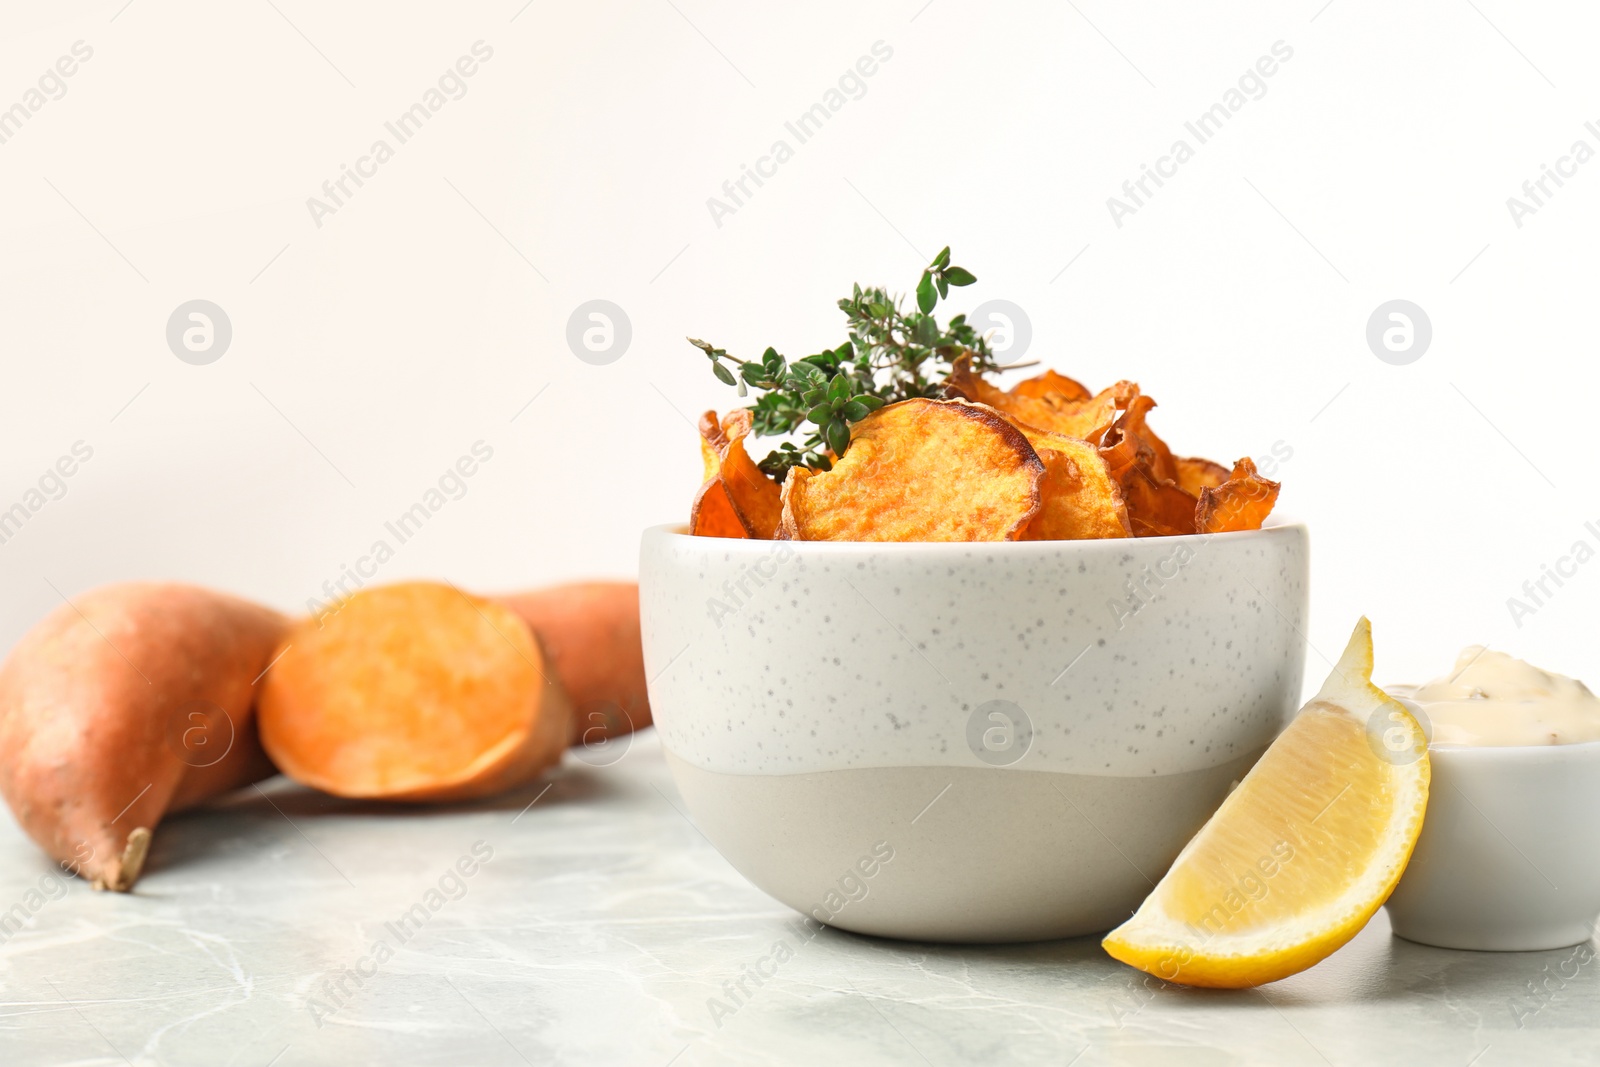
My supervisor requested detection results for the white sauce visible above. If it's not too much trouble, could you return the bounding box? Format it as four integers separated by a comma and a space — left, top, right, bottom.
1389, 647, 1600, 747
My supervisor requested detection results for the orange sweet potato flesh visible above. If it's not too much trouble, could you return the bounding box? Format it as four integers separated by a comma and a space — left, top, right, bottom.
495, 582, 652, 744
259, 582, 571, 803
0, 583, 286, 891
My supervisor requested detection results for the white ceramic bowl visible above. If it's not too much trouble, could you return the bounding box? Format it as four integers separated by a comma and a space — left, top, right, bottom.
1385, 738, 1600, 951
639, 523, 1309, 943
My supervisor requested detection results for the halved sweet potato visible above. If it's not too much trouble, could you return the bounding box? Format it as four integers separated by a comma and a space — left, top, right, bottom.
779, 398, 1043, 542
259, 583, 570, 802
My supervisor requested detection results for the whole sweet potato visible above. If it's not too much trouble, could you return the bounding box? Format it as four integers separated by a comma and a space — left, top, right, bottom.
0, 583, 286, 891
496, 581, 652, 743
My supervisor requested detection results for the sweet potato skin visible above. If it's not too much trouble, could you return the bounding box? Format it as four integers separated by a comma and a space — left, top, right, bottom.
0, 583, 286, 890
495, 582, 652, 744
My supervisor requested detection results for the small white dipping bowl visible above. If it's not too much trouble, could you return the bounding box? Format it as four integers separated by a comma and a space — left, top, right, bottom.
1386, 737, 1600, 951
639, 522, 1309, 943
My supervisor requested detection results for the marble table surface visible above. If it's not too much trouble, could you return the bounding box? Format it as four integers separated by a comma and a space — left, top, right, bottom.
1, 730, 1595, 1067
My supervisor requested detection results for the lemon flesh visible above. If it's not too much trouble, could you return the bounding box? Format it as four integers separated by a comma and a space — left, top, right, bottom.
1102, 617, 1430, 988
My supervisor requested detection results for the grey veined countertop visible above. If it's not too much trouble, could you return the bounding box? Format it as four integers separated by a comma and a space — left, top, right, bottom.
1, 730, 1596, 1066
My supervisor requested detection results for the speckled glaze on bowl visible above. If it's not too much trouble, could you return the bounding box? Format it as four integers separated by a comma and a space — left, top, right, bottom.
639, 523, 1309, 942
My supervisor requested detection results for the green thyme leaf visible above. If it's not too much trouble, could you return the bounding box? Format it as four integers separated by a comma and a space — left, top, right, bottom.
688, 246, 998, 479
825, 418, 850, 456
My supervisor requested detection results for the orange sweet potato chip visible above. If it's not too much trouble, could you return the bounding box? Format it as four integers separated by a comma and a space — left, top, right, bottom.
1137, 423, 1178, 484
1014, 424, 1130, 540
688, 348, 1281, 543
1013, 369, 1091, 403
1196, 457, 1281, 534
1122, 475, 1200, 537
715, 412, 782, 539
1098, 391, 1199, 537
689, 411, 782, 539
689, 478, 747, 538
1174, 456, 1230, 498
699, 411, 730, 482
945, 356, 1122, 442
778, 398, 1043, 542
1097, 393, 1153, 482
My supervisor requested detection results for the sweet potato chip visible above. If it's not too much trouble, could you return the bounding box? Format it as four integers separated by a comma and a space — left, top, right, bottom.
1098, 391, 1199, 537
689, 477, 747, 538
699, 411, 729, 482
691, 411, 746, 539
687, 344, 1283, 542
1174, 456, 1230, 498
1122, 476, 1200, 537
779, 398, 1043, 542
1014, 425, 1131, 540
1013, 369, 1091, 403
715, 412, 782, 539
1138, 424, 1178, 483
1097, 393, 1152, 480
1196, 457, 1281, 533
945, 356, 1122, 442
1098, 406, 1138, 480
689, 410, 782, 539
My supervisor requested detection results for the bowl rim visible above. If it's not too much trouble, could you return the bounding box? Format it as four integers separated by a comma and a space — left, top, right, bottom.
641, 520, 1308, 556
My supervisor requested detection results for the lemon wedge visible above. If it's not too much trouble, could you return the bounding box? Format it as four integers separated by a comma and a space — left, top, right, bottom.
1103, 617, 1429, 988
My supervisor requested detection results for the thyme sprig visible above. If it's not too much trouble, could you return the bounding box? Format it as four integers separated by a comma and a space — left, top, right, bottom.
688, 246, 996, 480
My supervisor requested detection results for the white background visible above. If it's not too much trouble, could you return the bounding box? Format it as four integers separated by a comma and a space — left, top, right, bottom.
0, 0, 1595, 694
